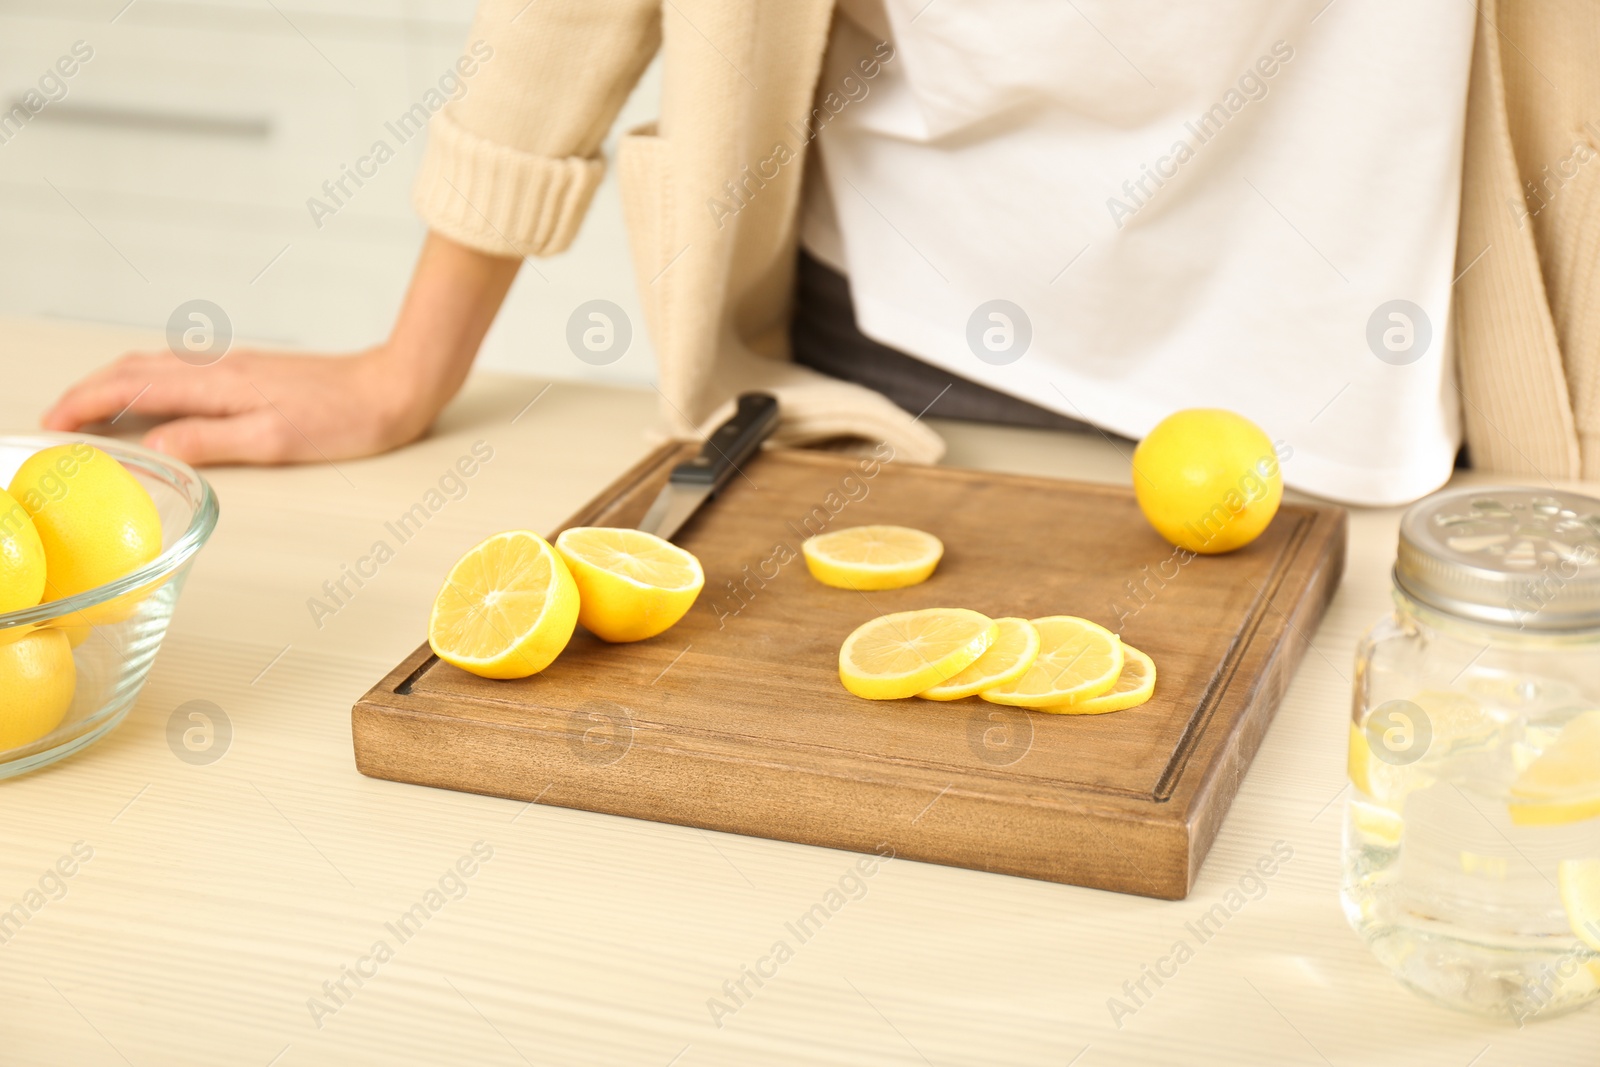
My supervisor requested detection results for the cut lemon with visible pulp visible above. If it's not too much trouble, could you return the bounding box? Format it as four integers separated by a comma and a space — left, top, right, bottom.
429, 531, 580, 679
839, 608, 996, 700
980, 616, 1122, 708
920, 617, 1040, 700
555, 527, 705, 643
802, 525, 943, 591
1558, 858, 1600, 951
1046, 643, 1155, 715
1509, 710, 1600, 827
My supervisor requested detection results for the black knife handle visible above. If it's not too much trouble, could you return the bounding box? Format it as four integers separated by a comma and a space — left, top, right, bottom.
670, 392, 780, 488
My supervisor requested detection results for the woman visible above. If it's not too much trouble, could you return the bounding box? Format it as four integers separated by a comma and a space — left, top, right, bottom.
41, 0, 1600, 504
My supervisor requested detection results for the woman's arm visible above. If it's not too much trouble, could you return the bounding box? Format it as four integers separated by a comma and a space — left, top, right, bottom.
46, 0, 663, 466
42, 233, 520, 466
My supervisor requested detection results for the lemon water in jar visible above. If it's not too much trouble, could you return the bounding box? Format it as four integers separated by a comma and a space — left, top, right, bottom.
1344, 488, 1600, 1021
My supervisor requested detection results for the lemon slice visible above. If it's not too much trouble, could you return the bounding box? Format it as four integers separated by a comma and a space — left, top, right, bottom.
1509, 710, 1600, 827
429, 531, 580, 679
980, 616, 1123, 708
1044, 643, 1156, 715
555, 527, 705, 643
802, 525, 943, 590
919, 617, 1040, 700
839, 608, 997, 700
1348, 721, 1379, 800
1559, 858, 1600, 952
1412, 689, 1500, 752
1347, 718, 1435, 811
1349, 799, 1404, 850
1459, 851, 1508, 879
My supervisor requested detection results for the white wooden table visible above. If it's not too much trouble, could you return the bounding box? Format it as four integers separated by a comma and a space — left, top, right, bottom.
2, 316, 1595, 1066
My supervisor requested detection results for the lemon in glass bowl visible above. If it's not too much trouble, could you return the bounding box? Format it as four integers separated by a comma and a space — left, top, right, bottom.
0, 434, 217, 778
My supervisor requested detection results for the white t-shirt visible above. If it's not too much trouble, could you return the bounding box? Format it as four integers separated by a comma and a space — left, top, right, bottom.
802, 0, 1476, 505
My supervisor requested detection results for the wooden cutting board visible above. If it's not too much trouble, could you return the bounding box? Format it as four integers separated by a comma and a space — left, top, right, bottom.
353, 444, 1345, 899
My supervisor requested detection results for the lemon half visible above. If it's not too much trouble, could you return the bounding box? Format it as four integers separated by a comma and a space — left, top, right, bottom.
555, 527, 704, 643
428, 531, 580, 679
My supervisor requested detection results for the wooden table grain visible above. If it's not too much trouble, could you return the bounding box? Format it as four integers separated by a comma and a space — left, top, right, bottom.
2, 315, 1596, 1066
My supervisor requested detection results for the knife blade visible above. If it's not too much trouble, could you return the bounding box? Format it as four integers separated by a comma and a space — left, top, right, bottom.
638, 392, 780, 541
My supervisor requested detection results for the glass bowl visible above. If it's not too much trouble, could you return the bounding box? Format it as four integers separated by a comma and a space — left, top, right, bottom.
0, 433, 218, 779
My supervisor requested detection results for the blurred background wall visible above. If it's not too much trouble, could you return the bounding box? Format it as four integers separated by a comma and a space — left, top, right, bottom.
0, 0, 662, 385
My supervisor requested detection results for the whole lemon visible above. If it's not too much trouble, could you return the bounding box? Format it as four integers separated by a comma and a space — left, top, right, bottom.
9, 444, 163, 601
1132, 409, 1283, 554
0, 628, 76, 750
0, 487, 47, 613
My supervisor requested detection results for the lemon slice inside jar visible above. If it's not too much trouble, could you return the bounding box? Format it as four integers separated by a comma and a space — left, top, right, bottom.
1508, 710, 1600, 827
1558, 858, 1600, 952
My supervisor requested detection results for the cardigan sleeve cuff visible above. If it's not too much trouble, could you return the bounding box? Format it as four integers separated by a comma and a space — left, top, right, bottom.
412, 109, 605, 258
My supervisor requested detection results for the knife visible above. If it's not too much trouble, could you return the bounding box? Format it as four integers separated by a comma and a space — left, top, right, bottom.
638, 392, 781, 541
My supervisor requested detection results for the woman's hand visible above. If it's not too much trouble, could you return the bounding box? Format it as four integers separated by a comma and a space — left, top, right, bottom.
40, 232, 522, 466
42, 346, 438, 466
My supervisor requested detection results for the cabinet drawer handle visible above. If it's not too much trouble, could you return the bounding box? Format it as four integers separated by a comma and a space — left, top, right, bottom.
22, 101, 271, 139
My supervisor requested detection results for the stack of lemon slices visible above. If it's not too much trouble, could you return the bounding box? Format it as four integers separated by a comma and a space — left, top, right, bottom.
838, 610, 1155, 714
811, 526, 1156, 713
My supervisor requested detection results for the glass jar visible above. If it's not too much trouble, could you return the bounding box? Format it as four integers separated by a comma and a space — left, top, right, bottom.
1344, 487, 1600, 1022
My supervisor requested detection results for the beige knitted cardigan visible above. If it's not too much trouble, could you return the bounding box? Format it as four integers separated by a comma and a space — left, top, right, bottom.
415, 0, 1600, 481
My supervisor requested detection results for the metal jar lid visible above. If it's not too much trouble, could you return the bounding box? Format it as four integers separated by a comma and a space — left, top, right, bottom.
1395, 487, 1600, 631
